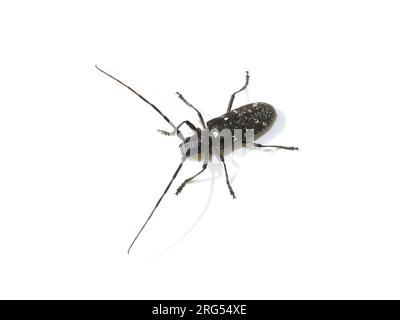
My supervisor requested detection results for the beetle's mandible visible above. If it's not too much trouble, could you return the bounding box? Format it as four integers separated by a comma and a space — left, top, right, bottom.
95, 65, 298, 254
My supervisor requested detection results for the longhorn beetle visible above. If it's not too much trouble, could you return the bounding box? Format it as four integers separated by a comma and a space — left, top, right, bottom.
95, 65, 298, 254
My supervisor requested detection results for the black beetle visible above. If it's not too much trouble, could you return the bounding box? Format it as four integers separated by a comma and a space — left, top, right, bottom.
95, 66, 298, 253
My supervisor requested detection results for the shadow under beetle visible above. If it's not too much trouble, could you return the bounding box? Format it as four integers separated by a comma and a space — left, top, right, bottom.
95, 65, 298, 254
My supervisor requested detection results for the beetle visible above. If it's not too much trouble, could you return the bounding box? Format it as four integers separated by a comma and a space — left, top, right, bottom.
95, 65, 298, 253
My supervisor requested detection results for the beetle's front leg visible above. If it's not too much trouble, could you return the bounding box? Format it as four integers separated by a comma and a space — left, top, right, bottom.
158, 120, 198, 136
175, 159, 208, 195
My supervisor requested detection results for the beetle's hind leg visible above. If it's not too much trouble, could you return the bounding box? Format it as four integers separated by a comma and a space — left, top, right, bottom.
227, 71, 250, 112
175, 159, 208, 195
253, 143, 299, 151
219, 152, 236, 199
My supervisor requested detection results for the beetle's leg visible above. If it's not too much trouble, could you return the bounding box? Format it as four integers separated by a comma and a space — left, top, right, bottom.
253, 143, 299, 151
158, 120, 198, 136
176, 92, 206, 129
175, 159, 208, 195
227, 71, 250, 112
219, 152, 236, 199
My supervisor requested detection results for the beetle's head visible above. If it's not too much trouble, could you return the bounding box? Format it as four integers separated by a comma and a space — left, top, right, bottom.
179, 134, 201, 159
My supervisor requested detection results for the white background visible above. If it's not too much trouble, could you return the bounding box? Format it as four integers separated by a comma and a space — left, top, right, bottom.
1, 0, 400, 299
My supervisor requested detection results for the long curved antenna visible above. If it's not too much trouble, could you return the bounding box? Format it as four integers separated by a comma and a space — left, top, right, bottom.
127, 160, 186, 254
95, 65, 185, 141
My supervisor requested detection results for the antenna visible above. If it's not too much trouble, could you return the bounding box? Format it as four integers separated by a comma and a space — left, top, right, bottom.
95, 65, 185, 141
127, 160, 185, 254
